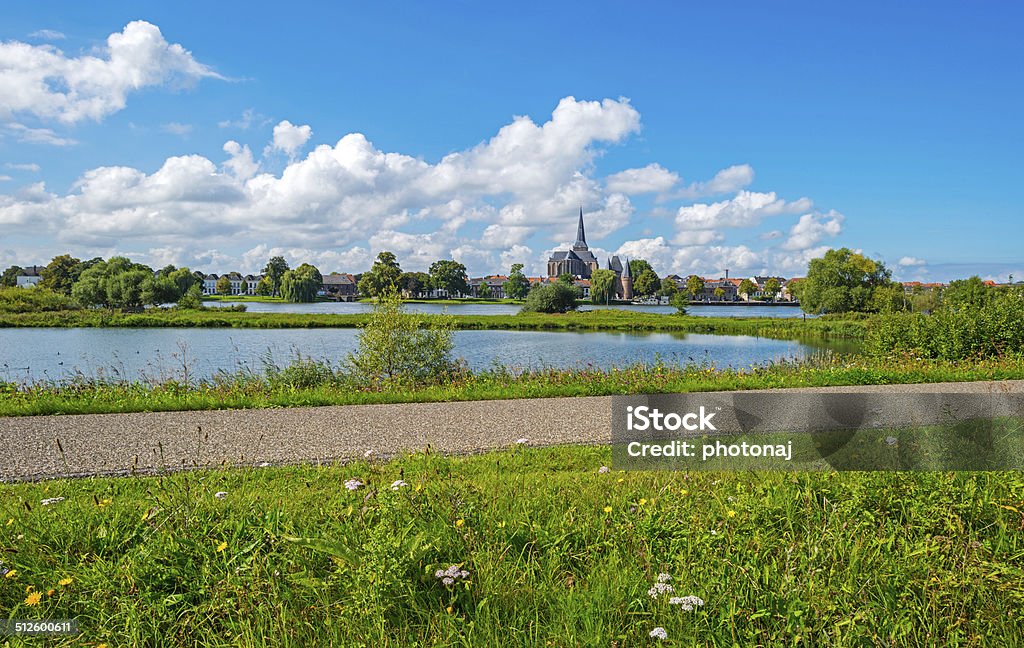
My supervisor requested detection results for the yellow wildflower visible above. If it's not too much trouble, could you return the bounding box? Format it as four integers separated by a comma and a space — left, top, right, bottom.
5, 518, 12, 526
603, 506, 612, 513
4, 569, 16, 579
639, 498, 648, 506
47, 589, 55, 596
727, 510, 737, 518
455, 519, 465, 528
58, 577, 73, 586
24, 591, 41, 606
216, 541, 228, 553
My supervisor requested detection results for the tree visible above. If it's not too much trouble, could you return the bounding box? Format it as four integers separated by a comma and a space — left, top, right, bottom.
399, 271, 429, 297
346, 290, 457, 387
738, 278, 757, 301
798, 248, 892, 314
686, 275, 705, 300
670, 291, 689, 315
216, 276, 233, 295
503, 263, 531, 300
262, 256, 290, 296
943, 276, 995, 309
590, 268, 617, 304
177, 284, 204, 309
40, 255, 82, 294
628, 259, 657, 280
763, 278, 781, 302
142, 275, 180, 306
557, 273, 575, 285
658, 279, 678, 299
280, 263, 323, 302
633, 269, 660, 296
713, 287, 725, 301
870, 282, 908, 313
358, 251, 402, 297
521, 283, 578, 313
255, 276, 274, 296
1, 265, 23, 287
429, 259, 469, 298
477, 282, 492, 299
71, 257, 154, 309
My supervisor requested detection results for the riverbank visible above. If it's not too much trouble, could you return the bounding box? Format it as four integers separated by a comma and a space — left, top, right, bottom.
0, 308, 864, 339
2, 446, 1021, 645
3, 355, 1021, 417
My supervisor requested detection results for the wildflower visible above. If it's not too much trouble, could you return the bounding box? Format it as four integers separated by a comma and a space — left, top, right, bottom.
24, 591, 41, 606
727, 510, 737, 518
434, 565, 470, 586
648, 582, 675, 599
47, 588, 55, 596
669, 595, 705, 611
363, 449, 373, 458
617, 478, 624, 483
515, 438, 528, 445
5, 569, 16, 579
5, 518, 12, 526
603, 506, 612, 513
390, 480, 408, 491
639, 498, 647, 506
344, 479, 364, 491
58, 577, 73, 586
97, 498, 113, 508
40, 497, 65, 506
216, 541, 228, 553
885, 436, 898, 446
649, 627, 668, 641
598, 466, 611, 474
455, 519, 465, 528
680, 489, 688, 496
657, 573, 672, 583
214, 491, 228, 499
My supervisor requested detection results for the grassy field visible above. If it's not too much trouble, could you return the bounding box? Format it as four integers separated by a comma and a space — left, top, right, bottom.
1, 445, 1022, 646
0, 308, 865, 339
3, 355, 1023, 417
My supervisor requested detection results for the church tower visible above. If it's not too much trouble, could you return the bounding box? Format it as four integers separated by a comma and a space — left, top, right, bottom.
620, 257, 634, 300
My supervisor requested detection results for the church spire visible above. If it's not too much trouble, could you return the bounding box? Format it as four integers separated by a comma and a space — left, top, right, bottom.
573, 206, 587, 249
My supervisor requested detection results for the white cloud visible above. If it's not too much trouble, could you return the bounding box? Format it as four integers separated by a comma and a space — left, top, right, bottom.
28, 29, 66, 41
605, 163, 678, 194
5, 163, 41, 172
898, 256, 926, 267
780, 211, 844, 251
675, 191, 810, 231
161, 122, 193, 136
0, 175, 10, 182
218, 108, 267, 130
268, 120, 312, 157
2, 123, 77, 146
222, 141, 259, 180
664, 164, 756, 200
0, 20, 222, 124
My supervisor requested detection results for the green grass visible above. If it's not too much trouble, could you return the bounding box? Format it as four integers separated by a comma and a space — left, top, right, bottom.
0, 308, 866, 339
3, 355, 1023, 417
2, 446, 1022, 646
200, 295, 292, 303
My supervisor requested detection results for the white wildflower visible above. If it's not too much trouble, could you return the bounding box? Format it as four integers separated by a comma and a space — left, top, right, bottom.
390, 480, 409, 491
648, 581, 675, 598
598, 466, 611, 474
364, 449, 373, 458
885, 436, 898, 446
344, 478, 364, 491
515, 438, 528, 445
669, 595, 705, 611
214, 491, 228, 499
435, 564, 470, 586
657, 573, 672, 583
40, 497, 65, 506
649, 627, 668, 640
442, 576, 454, 585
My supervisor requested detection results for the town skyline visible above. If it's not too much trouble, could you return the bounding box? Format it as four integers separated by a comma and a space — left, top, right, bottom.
1, 4, 1021, 283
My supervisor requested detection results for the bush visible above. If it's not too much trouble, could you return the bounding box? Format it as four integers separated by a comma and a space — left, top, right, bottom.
867, 288, 1024, 360
347, 291, 458, 388
520, 283, 578, 314
670, 291, 689, 315
0, 287, 80, 313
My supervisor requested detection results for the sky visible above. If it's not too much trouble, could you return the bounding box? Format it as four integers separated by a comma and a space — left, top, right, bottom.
1, 1, 1021, 282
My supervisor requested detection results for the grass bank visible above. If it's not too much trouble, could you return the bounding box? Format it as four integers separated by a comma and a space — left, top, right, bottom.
0, 308, 865, 339
2, 446, 1022, 645
3, 355, 1022, 417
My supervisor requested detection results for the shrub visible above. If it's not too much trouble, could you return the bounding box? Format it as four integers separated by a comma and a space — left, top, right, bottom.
520, 283, 578, 313
0, 287, 80, 313
347, 291, 458, 388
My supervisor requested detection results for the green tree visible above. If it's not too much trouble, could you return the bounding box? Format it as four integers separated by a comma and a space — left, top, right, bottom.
255, 276, 274, 296
658, 279, 678, 298
346, 290, 457, 387
713, 287, 725, 301
799, 248, 892, 314
589, 268, 617, 304
399, 271, 429, 297
633, 269, 660, 296
670, 291, 689, 315
216, 276, 233, 295
280, 263, 323, 302
738, 278, 757, 301
429, 259, 469, 297
628, 259, 656, 280
763, 277, 781, 302
71, 257, 153, 309
177, 284, 205, 309
870, 282, 908, 313
503, 263, 531, 300
1, 265, 23, 287
557, 273, 575, 285
142, 275, 180, 306
686, 275, 705, 300
40, 255, 82, 295
521, 283, 578, 313
358, 251, 403, 298
477, 282, 492, 299
943, 276, 995, 309
262, 256, 290, 296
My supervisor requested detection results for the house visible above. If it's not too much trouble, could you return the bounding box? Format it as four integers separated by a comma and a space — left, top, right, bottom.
467, 275, 508, 299
202, 272, 263, 295
321, 273, 357, 301
15, 265, 43, 288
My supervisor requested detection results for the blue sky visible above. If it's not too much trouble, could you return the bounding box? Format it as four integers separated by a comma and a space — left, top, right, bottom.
1, 1, 1021, 281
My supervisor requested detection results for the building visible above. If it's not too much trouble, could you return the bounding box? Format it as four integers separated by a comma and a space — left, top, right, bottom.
201, 272, 263, 295
468, 275, 508, 299
547, 208, 600, 278
321, 273, 358, 300
15, 265, 43, 288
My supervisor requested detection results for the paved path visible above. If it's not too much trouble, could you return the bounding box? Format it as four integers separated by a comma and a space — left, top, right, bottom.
2, 380, 1023, 480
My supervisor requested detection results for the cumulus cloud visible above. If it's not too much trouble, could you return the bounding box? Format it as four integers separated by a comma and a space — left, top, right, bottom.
898, 256, 926, 267
663, 164, 755, 200
0, 20, 222, 124
675, 191, 811, 232
605, 163, 678, 194
218, 108, 267, 130
268, 120, 312, 157
780, 211, 844, 251
222, 141, 258, 180
2, 123, 77, 146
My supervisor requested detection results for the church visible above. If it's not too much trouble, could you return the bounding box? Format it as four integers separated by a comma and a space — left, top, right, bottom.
547, 208, 633, 299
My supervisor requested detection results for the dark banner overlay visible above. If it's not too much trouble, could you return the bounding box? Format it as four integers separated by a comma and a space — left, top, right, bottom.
611, 392, 1024, 471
